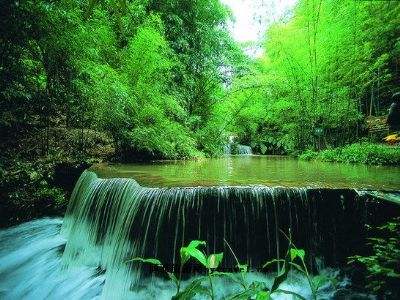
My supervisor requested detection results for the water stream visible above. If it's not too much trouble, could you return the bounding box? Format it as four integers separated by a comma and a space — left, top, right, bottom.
92, 156, 400, 189
1, 156, 399, 299
0, 218, 345, 299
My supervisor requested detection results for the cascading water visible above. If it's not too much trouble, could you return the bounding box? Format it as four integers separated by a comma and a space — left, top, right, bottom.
236, 145, 252, 155
0, 219, 105, 299
1, 170, 399, 299
0, 218, 340, 299
223, 143, 252, 155
223, 136, 252, 155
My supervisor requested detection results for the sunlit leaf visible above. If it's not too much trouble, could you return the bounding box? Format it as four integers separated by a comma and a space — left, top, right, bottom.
256, 290, 270, 300
207, 253, 223, 269
290, 248, 305, 261
180, 240, 207, 267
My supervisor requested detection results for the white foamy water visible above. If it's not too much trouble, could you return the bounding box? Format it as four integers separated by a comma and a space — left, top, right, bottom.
0, 218, 347, 299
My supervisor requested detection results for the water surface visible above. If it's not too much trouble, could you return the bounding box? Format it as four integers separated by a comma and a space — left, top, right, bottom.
92, 155, 400, 190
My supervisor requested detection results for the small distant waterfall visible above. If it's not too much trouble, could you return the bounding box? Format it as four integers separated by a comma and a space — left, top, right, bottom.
236, 144, 252, 155
223, 143, 231, 155
223, 143, 252, 155
57, 171, 399, 298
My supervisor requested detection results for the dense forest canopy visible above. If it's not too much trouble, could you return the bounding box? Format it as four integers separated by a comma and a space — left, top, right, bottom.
0, 0, 245, 160
1, 0, 399, 160
226, 0, 400, 154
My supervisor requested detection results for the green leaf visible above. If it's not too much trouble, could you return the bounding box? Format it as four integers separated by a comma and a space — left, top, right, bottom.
207, 253, 223, 269
228, 289, 258, 300
256, 290, 270, 300
313, 274, 330, 290
288, 262, 306, 273
180, 240, 207, 267
127, 257, 163, 267
262, 259, 285, 269
167, 272, 179, 286
228, 282, 267, 299
271, 252, 291, 292
237, 263, 248, 273
290, 248, 305, 261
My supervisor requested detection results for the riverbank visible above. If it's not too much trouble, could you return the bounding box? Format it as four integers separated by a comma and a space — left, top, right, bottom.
0, 128, 114, 227
299, 142, 400, 166
1, 132, 399, 228
0, 157, 90, 227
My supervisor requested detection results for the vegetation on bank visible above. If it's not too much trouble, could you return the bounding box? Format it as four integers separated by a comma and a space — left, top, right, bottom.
0, 156, 93, 227
299, 143, 400, 166
0, 0, 243, 161
225, 0, 400, 154
349, 217, 400, 299
0, 158, 66, 227
0, 128, 112, 227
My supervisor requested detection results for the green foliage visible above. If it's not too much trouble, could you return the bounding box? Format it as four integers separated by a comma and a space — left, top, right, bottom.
129, 236, 326, 300
130, 240, 220, 299
0, 0, 241, 161
128, 257, 163, 267
0, 158, 66, 227
4, 0, 397, 159
180, 240, 208, 267
300, 143, 400, 166
348, 218, 400, 298
222, 0, 400, 153
298, 150, 319, 161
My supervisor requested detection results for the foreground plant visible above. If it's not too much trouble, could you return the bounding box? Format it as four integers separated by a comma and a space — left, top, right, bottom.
129, 240, 223, 299
348, 217, 400, 298
128, 232, 329, 299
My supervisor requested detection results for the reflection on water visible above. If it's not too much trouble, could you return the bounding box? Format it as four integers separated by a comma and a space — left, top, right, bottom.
92, 155, 400, 190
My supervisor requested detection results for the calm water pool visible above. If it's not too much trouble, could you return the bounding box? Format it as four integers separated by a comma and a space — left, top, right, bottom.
92, 155, 400, 190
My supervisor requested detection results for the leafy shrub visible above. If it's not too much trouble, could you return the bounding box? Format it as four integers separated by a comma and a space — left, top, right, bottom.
120, 121, 201, 160
348, 218, 400, 298
0, 159, 67, 227
128, 233, 335, 299
195, 124, 226, 158
299, 149, 318, 161
300, 143, 400, 166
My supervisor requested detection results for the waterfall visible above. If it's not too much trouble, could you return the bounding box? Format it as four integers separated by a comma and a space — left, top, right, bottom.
0, 218, 341, 299
236, 144, 252, 155
223, 143, 232, 155
223, 143, 252, 155
57, 171, 399, 298
1, 170, 399, 299
0, 219, 105, 299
